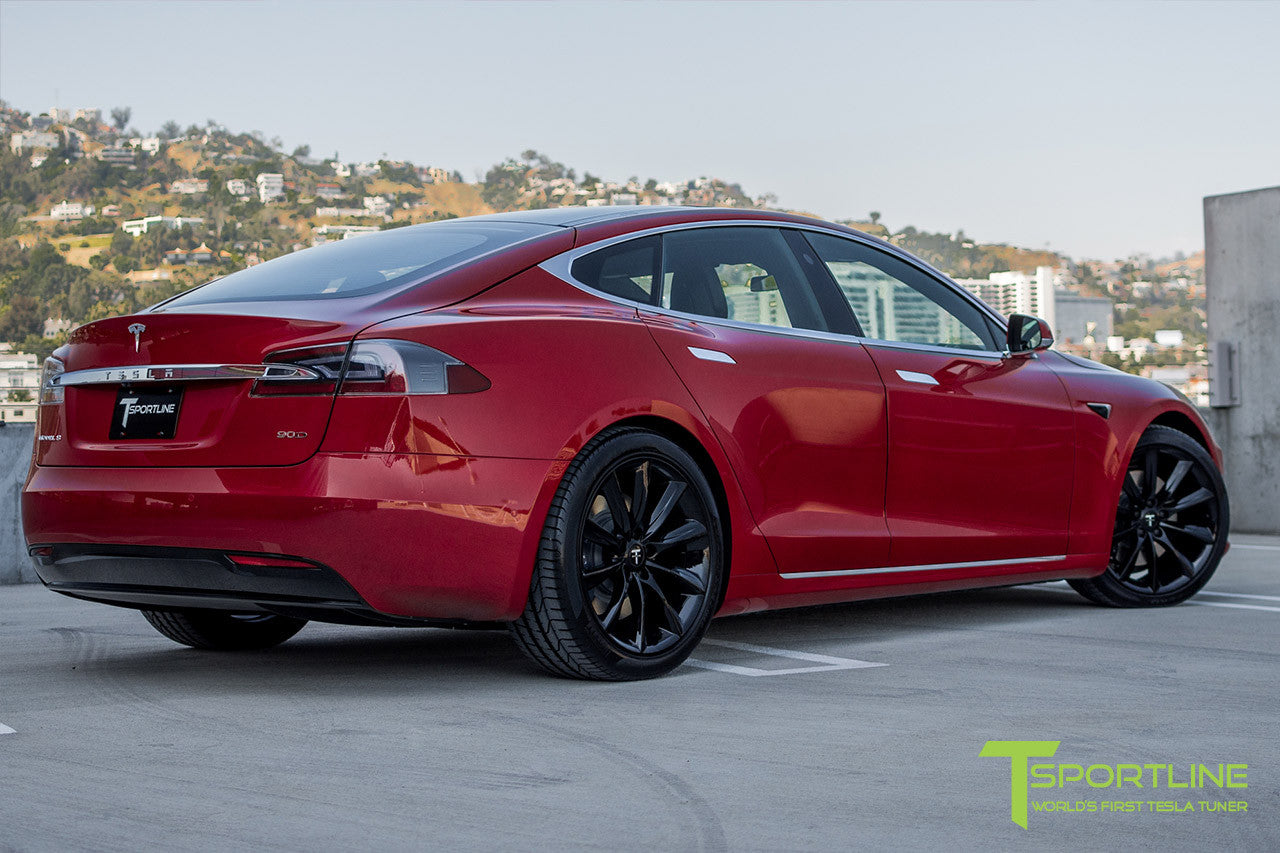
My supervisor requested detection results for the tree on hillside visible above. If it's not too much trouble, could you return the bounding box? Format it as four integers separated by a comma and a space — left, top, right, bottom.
869, 211, 881, 225
110, 107, 132, 132
159, 120, 181, 140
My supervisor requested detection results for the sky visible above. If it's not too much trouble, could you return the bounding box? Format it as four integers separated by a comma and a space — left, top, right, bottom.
1, 0, 1277, 260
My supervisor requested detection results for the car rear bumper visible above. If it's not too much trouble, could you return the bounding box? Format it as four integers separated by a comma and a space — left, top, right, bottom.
23, 452, 557, 622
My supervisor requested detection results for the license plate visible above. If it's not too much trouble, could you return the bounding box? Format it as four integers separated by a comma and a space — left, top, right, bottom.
110, 386, 183, 440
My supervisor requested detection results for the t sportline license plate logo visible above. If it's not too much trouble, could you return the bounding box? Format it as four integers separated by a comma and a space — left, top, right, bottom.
981, 741, 1249, 829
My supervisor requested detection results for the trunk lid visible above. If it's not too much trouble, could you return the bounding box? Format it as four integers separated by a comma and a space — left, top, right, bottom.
37, 311, 360, 468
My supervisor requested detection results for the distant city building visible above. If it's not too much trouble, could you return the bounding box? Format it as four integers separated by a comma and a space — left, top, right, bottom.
121, 215, 205, 236
1154, 329, 1185, 348
1106, 335, 1126, 353
256, 172, 285, 203
225, 178, 251, 197
169, 178, 209, 195
47, 108, 72, 124
353, 162, 380, 178
0, 351, 40, 423
609, 193, 637, 206
331, 162, 352, 178
10, 131, 59, 153
74, 108, 102, 124
101, 204, 122, 217
314, 182, 344, 199
1053, 291, 1114, 344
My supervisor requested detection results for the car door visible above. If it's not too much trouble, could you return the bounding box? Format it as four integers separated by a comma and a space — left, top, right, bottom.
803, 231, 1075, 568
632, 225, 892, 574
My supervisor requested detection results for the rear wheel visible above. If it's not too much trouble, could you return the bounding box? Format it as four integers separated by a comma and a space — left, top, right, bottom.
1069, 425, 1228, 607
510, 428, 724, 680
141, 609, 307, 650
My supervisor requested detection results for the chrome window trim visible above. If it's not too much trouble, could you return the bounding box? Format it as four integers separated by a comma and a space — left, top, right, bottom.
779, 554, 1067, 580
538, 219, 1011, 358
52, 363, 321, 387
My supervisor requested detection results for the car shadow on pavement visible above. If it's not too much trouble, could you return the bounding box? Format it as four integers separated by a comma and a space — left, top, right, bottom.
36, 583, 1094, 696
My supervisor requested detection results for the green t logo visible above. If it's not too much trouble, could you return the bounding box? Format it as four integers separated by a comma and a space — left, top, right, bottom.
981, 740, 1061, 828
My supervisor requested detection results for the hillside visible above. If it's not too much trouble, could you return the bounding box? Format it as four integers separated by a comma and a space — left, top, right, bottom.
0, 102, 1101, 358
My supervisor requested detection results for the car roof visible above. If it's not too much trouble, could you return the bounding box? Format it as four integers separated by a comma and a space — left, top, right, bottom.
466, 205, 697, 227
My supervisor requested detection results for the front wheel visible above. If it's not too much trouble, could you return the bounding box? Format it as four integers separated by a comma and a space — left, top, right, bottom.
141, 609, 307, 650
510, 428, 725, 680
1070, 425, 1229, 607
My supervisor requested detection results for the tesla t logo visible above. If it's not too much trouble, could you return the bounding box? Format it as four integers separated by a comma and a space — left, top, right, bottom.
118, 397, 175, 428
627, 544, 644, 566
127, 322, 146, 352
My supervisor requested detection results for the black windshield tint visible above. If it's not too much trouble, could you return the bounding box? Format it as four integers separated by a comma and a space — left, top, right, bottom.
163, 220, 557, 306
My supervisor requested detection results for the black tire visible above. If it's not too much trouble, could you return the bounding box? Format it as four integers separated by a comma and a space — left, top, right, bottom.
1069, 425, 1229, 607
510, 428, 725, 680
141, 609, 307, 650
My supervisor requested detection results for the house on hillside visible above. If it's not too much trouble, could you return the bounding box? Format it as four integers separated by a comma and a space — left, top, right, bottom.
121, 214, 205, 236
226, 178, 251, 197
10, 131, 59, 153
169, 178, 209, 194
256, 172, 285, 202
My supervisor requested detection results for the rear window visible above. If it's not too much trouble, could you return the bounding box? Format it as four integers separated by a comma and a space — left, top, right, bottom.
162, 220, 557, 306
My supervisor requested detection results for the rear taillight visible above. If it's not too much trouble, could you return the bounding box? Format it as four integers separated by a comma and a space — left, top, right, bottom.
257, 339, 488, 397
339, 340, 490, 395
39, 356, 65, 405
254, 344, 348, 396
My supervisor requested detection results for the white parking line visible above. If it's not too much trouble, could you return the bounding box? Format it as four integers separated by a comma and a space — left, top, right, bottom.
1016, 583, 1280, 612
0, 723, 15, 735
1230, 543, 1280, 551
687, 639, 887, 677
1190, 601, 1280, 613
1198, 590, 1280, 603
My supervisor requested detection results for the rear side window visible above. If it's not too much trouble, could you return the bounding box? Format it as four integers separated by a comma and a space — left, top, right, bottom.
162, 220, 557, 306
570, 236, 659, 304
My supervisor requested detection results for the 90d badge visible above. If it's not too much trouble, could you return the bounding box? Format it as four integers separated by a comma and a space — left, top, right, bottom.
277, 430, 308, 439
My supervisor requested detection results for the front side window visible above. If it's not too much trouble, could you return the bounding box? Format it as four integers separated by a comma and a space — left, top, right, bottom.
660, 227, 826, 332
804, 232, 998, 351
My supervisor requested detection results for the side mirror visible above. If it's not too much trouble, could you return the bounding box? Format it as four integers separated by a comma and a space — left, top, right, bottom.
1006, 314, 1053, 355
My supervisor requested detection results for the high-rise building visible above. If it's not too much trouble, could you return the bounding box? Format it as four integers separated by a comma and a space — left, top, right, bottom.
954, 266, 1057, 330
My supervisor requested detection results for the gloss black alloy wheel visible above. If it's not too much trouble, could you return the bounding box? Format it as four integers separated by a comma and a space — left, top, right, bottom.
1070, 425, 1229, 607
510, 428, 724, 680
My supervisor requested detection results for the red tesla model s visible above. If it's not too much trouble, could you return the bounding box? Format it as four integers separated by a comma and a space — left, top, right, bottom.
23, 207, 1229, 679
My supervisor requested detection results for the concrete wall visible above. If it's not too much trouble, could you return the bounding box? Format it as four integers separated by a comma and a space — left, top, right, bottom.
0, 424, 36, 583
1204, 184, 1280, 534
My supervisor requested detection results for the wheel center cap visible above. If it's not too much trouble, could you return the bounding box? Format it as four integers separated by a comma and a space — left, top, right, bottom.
1142, 511, 1159, 530
626, 543, 646, 568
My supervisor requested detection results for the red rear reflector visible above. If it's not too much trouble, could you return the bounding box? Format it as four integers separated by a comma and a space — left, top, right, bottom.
30, 546, 53, 557
228, 554, 315, 569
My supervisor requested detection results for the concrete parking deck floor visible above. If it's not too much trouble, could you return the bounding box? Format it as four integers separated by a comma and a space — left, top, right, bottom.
2, 537, 1277, 851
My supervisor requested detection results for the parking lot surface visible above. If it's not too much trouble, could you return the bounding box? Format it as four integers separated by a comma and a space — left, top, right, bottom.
2, 537, 1277, 851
